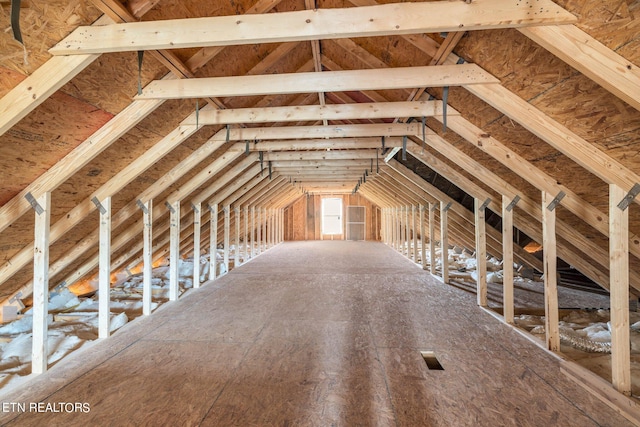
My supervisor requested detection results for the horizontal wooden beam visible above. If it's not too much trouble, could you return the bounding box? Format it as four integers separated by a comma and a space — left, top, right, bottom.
262, 149, 378, 161
51, 0, 575, 54
221, 123, 423, 140
182, 101, 451, 125
269, 160, 372, 168
228, 138, 400, 152
136, 65, 497, 99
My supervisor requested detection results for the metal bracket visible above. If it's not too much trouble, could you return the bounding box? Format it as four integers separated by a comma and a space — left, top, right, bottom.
479, 198, 491, 211
617, 183, 640, 211
402, 136, 407, 161
191, 203, 200, 213
195, 100, 199, 129
245, 140, 250, 156
225, 124, 230, 142
259, 151, 264, 176
136, 199, 149, 215
205, 203, 214, 213
442, 86, 449, 133
268, 160, 272, 180
9, 291, 22, 304
165, 201, 176, 214
505, 195, 520, 212
25, 192, 44, 215
91, 196, 107, 215
442, 202, 453, 212
381, 136, 385, 150
430, 204, 439, 212
546, 191, 566, 211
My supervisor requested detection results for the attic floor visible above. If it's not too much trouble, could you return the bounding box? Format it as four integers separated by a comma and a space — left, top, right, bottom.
0, 241, 632, 426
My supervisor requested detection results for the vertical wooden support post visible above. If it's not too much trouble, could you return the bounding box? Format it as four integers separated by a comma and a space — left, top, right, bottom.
98, 196, 112, 339
396, 207, 401, 251
502, 195, 515, 324
610, 184, 631, 396
244, 206, 249, 260
474, 198, 487, 307
404, 206, 409, 256
420, 205, 426, 269
224, 205, 230, 274
168, 200, 181, 301
192, 203, 201, 289
209, 203, 218, 280
277, 209, 281, 244
142, 200, 153, 315
31, 191, 51, 375
267, 209, 273, 248
412, 205, 418, 263
429, 203, 436, 275
262, 208, 267, 252
257, 207, 262, 255
234, 206, 240, 268
251, 206, 256, 258
542, 191, 560, 352
440, 201, 449, 284
388, 209, 393, 247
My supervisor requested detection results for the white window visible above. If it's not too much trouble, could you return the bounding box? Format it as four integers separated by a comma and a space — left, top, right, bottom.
321, 198, 343, 234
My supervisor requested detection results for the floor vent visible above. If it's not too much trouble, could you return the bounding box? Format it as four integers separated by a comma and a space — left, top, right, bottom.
420, 351, 444, 370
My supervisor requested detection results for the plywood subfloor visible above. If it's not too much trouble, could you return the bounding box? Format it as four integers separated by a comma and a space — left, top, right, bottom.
0, 241, 633, 426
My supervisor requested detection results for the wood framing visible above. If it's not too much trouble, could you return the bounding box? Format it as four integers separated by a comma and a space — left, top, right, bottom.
610, 184, 631, 396
183, 101, 449, 126
474, 198, 487, 307
31, 192, 51, 375
137, 65, 497, 99
98, 196, 111, 339
142, 199, 153, 315
542, 191, 560, 352
51, 1, 575, 54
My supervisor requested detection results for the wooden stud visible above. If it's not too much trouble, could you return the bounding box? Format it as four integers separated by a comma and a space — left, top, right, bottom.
142, 199, 153, 315
412, 205, 418, 263
475, 198, 487, 307
429, 203, 436, 275
98, 196, 112, 339
251, 206, 256, 258
192, 203, 201, 288
262, 208, 267, 252
169, 200, 181, 301
542, 191, 560, 352
257, 208, 262, 255
31, 192, 51, 375
234, 207, 241, 268
209, 203, 218, 280
224, 206, 230, 274
420, 205, 427, 270
502, 195, 515, 324
610, 184, 631, 396
244, 206, 249, 261
440, 201, 449, 283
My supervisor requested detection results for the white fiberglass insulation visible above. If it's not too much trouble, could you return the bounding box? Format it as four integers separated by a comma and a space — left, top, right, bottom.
0, 246, 238, 395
